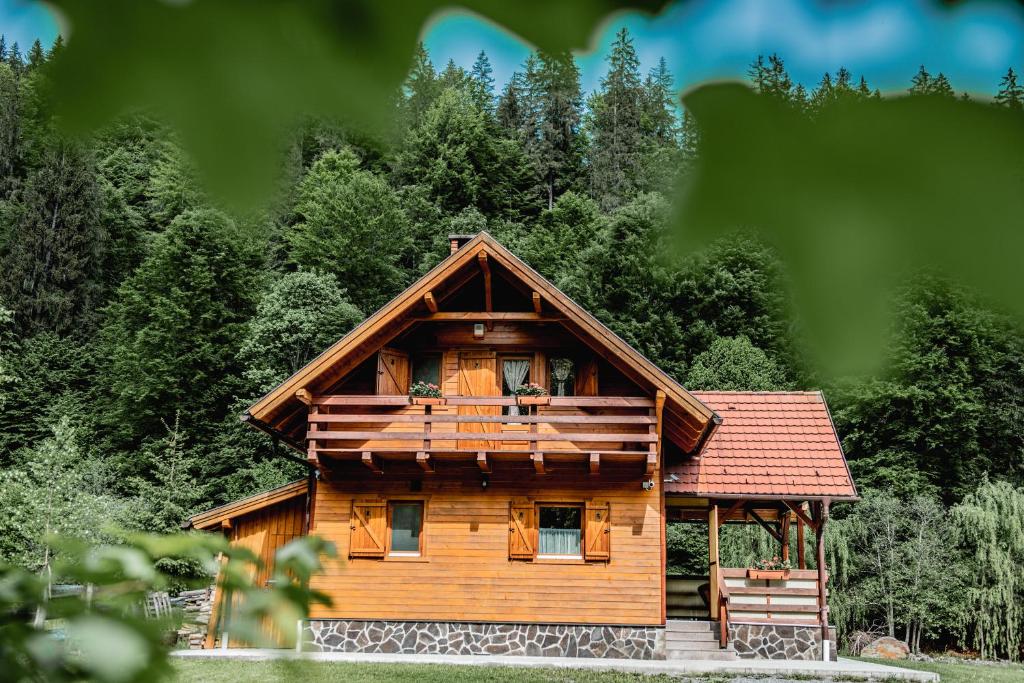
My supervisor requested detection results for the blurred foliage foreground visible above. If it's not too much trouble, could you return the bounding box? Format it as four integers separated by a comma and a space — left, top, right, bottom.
0, 533, 335, 683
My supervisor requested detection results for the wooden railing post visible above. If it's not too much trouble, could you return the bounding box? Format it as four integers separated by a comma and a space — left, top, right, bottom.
709, 503, 720, 620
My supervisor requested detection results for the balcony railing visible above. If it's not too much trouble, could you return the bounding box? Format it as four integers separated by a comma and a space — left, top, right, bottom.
304, 395, 661, 474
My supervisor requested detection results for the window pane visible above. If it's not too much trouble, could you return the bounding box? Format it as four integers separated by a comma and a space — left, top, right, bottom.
412, 355, 441, 386
538, 506, 582, 556
390, 503, 422, 553
550, 358, 575, 396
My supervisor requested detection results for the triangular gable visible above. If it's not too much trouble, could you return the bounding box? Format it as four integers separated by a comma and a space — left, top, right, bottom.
244, 232, 718, 453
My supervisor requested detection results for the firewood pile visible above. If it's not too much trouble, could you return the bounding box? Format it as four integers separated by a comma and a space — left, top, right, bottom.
171, 586, 215, 649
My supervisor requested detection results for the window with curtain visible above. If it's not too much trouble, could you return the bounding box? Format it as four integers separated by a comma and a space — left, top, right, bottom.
538, 505, 582, 558
501, 358, 530, 416
549, 357, 575, 396
389, 501, 423, 556
411, 353, 441, 387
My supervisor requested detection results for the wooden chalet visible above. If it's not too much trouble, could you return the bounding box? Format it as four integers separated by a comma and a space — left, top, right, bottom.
187, 232, 858, 660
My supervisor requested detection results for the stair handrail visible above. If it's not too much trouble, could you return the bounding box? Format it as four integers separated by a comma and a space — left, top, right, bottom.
717, 573, 730, 648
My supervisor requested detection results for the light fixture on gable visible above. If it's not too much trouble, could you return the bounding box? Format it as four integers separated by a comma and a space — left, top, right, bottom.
473, 323, 485, 339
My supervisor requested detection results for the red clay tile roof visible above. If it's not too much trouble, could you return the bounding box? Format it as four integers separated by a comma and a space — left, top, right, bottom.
664, 391, 857, 500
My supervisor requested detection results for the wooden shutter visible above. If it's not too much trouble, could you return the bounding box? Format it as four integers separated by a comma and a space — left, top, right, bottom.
508, 503, 536, 560
377, 348, 410, 395
349, 501, 387, 558
576, 358, 599, 396
584, 502, 611, 561
458, 352, 499, 450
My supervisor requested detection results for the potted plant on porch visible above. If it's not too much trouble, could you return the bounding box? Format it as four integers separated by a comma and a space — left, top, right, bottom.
409, 381, 445, 405
515, 383, 549, 406
747, 556, 792, 581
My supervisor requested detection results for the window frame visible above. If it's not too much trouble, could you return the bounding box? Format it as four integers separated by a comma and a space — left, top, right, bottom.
535, 502, 584, 560
384, 498, 428, 561
548, 356, 576, 397
410, 352, 443, 391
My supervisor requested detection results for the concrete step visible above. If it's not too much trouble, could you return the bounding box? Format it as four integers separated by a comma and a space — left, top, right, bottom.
666, 648, 738, 661
665, 631, 720, 644
665, 620, 714, 633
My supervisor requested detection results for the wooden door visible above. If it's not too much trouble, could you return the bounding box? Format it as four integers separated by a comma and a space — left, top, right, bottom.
457, 351, 499, 450
376, 348, 410, 395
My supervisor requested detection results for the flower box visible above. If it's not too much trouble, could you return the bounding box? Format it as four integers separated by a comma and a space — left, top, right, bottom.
517, 396, 550, 407
411, 396, 446, 406
747, 568, 790, 581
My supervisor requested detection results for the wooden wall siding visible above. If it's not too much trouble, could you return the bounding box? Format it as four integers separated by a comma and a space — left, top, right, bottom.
229, 495, 307, 589
721, 568, 824, 626
308, 462, 663, 625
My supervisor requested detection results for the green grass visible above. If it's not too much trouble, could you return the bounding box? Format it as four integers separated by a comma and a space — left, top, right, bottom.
853, 657, 1024, 683
170, 660, 721, 682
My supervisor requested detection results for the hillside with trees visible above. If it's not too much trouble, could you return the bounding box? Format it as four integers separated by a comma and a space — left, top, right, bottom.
2, 31, 1024, 658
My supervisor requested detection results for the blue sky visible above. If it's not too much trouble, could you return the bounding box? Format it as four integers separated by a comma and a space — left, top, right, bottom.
5, 0, 1024, 96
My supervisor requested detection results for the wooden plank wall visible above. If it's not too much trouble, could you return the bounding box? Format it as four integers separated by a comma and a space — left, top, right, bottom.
309, 461, 663, 625
230, 494, 307, 588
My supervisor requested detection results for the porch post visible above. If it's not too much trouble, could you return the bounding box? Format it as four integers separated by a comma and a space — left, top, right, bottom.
708, 503, 719, 620
796, 515, 806, 569
780, 510, 791, 563
815, 499, 831, 656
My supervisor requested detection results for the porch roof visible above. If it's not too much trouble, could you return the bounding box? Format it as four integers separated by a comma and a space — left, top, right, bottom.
664, 391, 857, 501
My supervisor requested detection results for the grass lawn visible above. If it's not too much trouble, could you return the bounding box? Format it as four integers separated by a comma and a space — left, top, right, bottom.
170, 660, 711, 682
852, 657, 1024, 683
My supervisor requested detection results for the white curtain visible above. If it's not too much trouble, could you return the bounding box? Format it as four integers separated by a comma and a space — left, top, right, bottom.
539, 528, 582, 555
551, 358, 573, 396
502, 359, 530, 416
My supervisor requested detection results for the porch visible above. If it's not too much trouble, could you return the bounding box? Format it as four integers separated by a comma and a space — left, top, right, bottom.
302, 394, 663, 475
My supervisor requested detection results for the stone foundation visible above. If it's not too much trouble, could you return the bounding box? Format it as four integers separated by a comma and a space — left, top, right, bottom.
730, 623, 838, 661
303, 620, 662, 659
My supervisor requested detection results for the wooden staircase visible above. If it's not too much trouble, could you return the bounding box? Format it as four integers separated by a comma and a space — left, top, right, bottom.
663, 620, 737, 661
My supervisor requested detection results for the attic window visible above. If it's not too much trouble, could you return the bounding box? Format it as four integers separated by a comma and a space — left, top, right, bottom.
412, 353, 441, 387
550, 358, 575, 396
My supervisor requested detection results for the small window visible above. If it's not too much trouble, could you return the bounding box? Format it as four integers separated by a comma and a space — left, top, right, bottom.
388, 502, 424, 556
411, 354, 441, 387
501, 357, 531, 416
549, 357, 575, 396
538, 505, 582, 558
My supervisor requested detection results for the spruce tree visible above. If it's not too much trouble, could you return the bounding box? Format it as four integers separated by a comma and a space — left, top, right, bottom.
6, 41, 21, 73
496, 71, 528, 135
909, 65, 932, 94
469, 50, 495, 114
439, 59, 469, 92
26, 40, 44, 70
527, 50, 583, 209
402, 42, 439, 129
642, 56, 678, 144
995, 67, 1024, 110
587, 27, 644, 210
0, 36, 7, 63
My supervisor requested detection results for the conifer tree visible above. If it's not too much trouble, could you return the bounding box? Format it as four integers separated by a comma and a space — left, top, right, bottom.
6, 41, 21, 73
47, 35, 64, 61
526, 50, 583, 209
26, 40, 44, 70
909, 65, 955, 97
439, 59, 469, 92
995, 67, 1024, 110
748, 54, 797, 104
496, 70, 528, 135
0, 36, 7, 63
402, 42, 439, 129
642, 56, 678, 144
469, 50, 495, 114
587, 27, 644, 210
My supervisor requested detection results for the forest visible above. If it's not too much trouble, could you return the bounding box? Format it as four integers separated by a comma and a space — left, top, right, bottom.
1, 29, 1023, 660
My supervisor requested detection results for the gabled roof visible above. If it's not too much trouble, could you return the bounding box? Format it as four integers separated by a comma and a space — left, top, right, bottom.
244, 232, 718, 453
184, 479, 307, 530
665, 392, 858, 501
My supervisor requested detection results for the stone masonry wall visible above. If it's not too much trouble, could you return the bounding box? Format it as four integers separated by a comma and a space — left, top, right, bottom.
303, 620, 663, 659
730, 623, 838, 661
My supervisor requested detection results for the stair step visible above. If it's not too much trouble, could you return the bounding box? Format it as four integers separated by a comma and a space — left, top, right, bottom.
665, 639, 723, 651
666, 649, 738, 661
665, 631, 720, 644
665, 620, 714, 633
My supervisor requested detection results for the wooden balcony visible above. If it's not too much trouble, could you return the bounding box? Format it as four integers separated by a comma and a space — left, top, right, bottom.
304, 395, 662, 475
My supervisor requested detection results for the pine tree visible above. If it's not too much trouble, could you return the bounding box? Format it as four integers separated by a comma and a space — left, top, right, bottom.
496, 71, 528, 135
6, 41, 21, 73
439, 59, 468, 92
26, 40, 44, 70
587, 27, 645, 210
995, 67, 1024, 111
0, 36, 7, 63
642, 56, 678, 144
0, 142, 105, 336
402, 42, 439, 129
526, 50, 583, 209
747, 54, 797, 105
931, 73, 954, 98
47, 35, 64, 61
909, 66, 955, 97
469, 50, 495, 114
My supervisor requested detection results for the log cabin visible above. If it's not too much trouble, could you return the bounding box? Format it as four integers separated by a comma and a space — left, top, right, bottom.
186, 232, 858, 661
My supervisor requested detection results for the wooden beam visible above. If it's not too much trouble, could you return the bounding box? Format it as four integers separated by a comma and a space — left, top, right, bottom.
423, 291, 438, 313
532, 452, 546, 475
783, 500, 818, 531
220, 518, 232, 531
718, 499, 746, 527
361, 452, 382, 475
477, 251, 492, 313
416, 451, 434, 474
645, 452, 657, 476
781, 510, 791, 563
589, 452, 600, 476
747, 507, 784, 542
532, 291, 542, 314
709, 504, 720, 620
413, 312, 559, 322
295, 388, 313, 405
797, 516, 806, 570
476, 452, 490, 473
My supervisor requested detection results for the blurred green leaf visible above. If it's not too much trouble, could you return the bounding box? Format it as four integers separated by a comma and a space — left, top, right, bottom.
66, 615, 163, 683
677, 83, 1024, 375
48, 0, 667, 205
